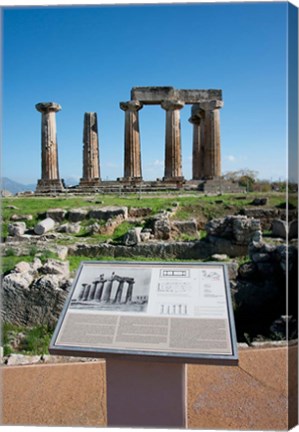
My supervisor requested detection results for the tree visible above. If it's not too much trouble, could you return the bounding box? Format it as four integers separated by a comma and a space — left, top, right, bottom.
223, 169, 258, 191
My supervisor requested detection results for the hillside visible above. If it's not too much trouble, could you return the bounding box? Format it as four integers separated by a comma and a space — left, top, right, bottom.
1, 177, 36, 195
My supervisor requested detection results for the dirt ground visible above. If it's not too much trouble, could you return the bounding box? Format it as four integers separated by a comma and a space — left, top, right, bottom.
1, 345, 297, 430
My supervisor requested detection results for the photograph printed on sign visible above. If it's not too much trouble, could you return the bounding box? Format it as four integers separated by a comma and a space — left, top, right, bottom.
70, 265, 152, 313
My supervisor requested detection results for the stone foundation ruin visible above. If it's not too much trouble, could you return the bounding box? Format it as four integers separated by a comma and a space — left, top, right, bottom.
35, 86, 242, 194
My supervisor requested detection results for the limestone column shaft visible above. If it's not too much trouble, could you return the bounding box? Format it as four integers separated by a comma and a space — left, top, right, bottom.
161, 100, 185, 180
81, 112, 100, 182
120, 100, 143, 180
95, 280, 106, 301
83, 284, 91, 301
36, 102, 61, 181
125, 280, 135, 303
199, 100, 223, 179
114, 280, 125, 303
102, 274, 115, 302
189, 105, 205, 180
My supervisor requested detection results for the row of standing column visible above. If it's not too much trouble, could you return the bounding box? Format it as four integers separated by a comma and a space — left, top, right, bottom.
35, 98, 223, 193
78, 277, 135, 304
120, 99, 223, 181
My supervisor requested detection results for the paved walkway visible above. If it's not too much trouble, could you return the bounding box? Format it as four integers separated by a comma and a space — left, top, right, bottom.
2, 346, 297, 429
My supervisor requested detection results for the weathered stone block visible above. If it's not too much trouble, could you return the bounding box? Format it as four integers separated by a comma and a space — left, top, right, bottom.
205, 215, 261, 245
153, 217, 171, 240
68, 209, 88, 222
46, 208, 67, 222
10, 214, 33, 222
88, 206, 128, 221
8, 222, 26, 237
251, 198, 268, 206
40, 259, 70, 279
171, 220, 198, 238
271, 219, 287, 239
128, 207, 152, 218
57, 223, 81, 234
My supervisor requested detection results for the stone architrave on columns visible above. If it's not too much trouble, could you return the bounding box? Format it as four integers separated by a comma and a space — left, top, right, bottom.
120, 100, 143, 181
35, 102, 65, 193
79, 112, 101, 188
189, 104, 205, 180
199, 100, 223, 179
161, 100, 185, 181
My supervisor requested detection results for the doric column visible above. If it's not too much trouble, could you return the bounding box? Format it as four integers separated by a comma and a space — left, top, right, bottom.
35, 102, 65, 193
189, 104, 205, 180
161, 100, 185, 181
79, 112, 101, 188
114, 280, 125, 303
199, 100, 223, 179
83, 284, 91, 301
78, 283, 88, 301
120, 100, 143, 181
125, 279, 135, 303
102, 273, 115, 302
88, 280, 98, 301
95, 276, 106, 301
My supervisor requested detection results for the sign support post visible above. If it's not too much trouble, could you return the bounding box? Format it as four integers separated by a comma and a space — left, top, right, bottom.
106, 359, 186, 428
50, 261, 238, 428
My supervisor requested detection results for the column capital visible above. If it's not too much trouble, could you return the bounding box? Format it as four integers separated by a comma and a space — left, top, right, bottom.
161, 99, 184, 111
35, 102, 62, 113
198, 100, 224, 111
120, 100, 143, 112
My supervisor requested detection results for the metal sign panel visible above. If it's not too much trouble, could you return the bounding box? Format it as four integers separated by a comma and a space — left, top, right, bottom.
50, 261, 238, 364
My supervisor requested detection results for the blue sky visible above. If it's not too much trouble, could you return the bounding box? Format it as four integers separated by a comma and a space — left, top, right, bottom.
2, 2, 291, 183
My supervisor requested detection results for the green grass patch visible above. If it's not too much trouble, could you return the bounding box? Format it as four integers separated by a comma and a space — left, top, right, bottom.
3, 323, 53, 356
2, 255, 34, 275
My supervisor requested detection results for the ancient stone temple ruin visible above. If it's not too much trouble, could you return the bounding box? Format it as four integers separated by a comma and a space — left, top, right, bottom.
35, 87, 230, 194
77, 274, 136, 304
35, 102, 65, 193
119, 87, 223, 183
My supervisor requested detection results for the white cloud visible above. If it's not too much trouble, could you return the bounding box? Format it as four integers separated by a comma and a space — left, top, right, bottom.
226, 155, 237, 162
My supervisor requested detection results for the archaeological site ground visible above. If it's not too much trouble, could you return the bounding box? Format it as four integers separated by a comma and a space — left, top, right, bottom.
1, 86, 298, 429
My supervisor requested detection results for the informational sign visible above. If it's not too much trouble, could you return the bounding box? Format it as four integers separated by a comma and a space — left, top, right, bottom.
50, 261, 238, 364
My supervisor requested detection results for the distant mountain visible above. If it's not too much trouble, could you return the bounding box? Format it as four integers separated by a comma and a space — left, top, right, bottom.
0, 177, 36, 195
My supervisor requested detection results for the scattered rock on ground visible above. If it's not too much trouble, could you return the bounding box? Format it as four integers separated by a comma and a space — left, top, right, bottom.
271, 219, 287, 239
154, 216, 171, 240
5, 354, 41, 366
171, 219, 198, 238
251, 198, 268, 206
40, 259, 70, 278
88, 223, 101, 235
8, 222, 26, 236
211, 254, 229, 261
46, 208, 67, 222
57, 223, 81, 234
123, 227, 142, 246
205, 215, 261, 245
68, 208, 88, 222
10, 214, 33, 222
